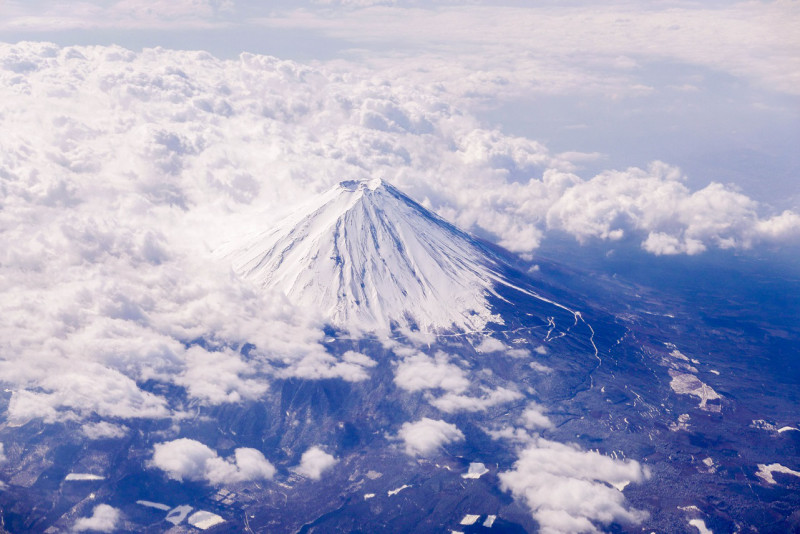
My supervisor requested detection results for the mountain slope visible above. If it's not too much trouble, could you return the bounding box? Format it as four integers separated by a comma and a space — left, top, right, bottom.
221, 178, 518, 333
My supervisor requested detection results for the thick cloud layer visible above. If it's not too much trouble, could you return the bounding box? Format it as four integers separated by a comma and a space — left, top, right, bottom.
150, 438, 276, 485
4, 2, 797, 98
1, 40, 794, 431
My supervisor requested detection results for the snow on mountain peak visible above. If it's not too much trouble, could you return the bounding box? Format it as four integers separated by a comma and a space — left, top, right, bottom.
223, 179, 513, 333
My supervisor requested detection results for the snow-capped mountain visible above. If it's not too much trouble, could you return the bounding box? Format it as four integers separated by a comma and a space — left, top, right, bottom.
223, 178, 517, 333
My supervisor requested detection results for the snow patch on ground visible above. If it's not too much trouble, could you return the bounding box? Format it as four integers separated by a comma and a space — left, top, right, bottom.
166, 505, 193, 525
670, 413, 691, 432
668, 370, 721, 412
460, 514, 480, 525
136, 500, 171, 511
701, 457, 717, 473
689, 518, 713, 534
755, 463, 800, 484
751, 420, 799, 435
188, 510, 225, 530
388, 484, 411, 496
462, 462, 489, 479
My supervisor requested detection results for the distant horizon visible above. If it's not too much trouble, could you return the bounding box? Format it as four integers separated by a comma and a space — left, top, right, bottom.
2, 0, 798, 222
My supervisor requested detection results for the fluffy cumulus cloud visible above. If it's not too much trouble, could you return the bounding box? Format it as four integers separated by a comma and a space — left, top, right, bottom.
499, 438, 650, 534
274, 350, 377, 382
73, 504, 121, 533
0, 41, 796, 433
294, 446, 338, 480
520, 402, 553, 430
393, 350, 521, 413
394, 351, 469, 394
397, 417, 465, 457
546, 165, 799, 254
150, 438, 275, 485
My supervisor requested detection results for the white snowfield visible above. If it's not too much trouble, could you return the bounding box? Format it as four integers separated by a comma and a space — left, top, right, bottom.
755, 463, 800, 485
462, 462, 489, 479
223, 179, 518, 333
668, 370, 721, 412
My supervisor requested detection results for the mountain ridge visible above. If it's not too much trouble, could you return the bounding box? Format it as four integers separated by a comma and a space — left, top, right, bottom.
221, 178, 519, 333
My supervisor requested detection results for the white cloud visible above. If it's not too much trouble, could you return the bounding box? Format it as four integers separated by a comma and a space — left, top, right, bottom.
498, 437, 650, 534
472, 337, 530, 358
6, 1, 799, 104
641, 232, 706, 256
429, 386, 522, 414
206, 447, 277, 485
0, 0, 232, 31
176, 346, 268, 404
394, 352, 469, 393
314, 0, 398, 6
260, 3, 800, 97
397, 417, 465, 457
151, 438, 217, 482
73, 504, 121, 533
520, 402, 553, 430
0, 41, 796, 436
81, 422, 129, 440
393, 350, 522, 413
529, 361, 553, 374
274, 349, 377, 382
6, 366, 171, 425
474, 337, 507, 354
545, 163, 800, 252
755, 211, 800, 241
294, 446, 338, 480
150, 438, 275, 485
0, 443, 6, 463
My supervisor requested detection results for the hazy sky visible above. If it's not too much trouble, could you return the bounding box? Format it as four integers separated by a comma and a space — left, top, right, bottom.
2, 0, 798, 209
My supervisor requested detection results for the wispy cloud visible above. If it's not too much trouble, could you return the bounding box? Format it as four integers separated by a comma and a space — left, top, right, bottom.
260, 2, 800, 96
0, 0, 234, 31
